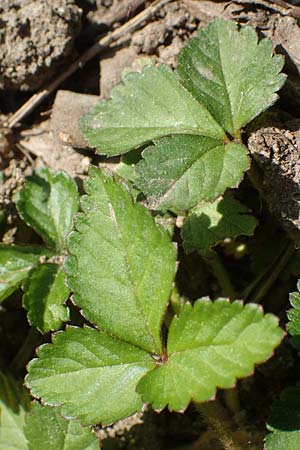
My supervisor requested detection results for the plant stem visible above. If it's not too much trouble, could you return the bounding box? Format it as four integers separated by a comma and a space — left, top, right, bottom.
223, 389, 240, 416
251, 241, 295, 304
9, 327, 42, 376
195, 400, 243, 450
204, 250, 236, 300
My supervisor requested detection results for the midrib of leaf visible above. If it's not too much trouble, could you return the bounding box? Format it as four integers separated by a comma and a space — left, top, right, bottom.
94, 126, 224, 139
137, 65, 223, 137
107, 201, 157, 352
61, 422, 69, 450
215, 26, 235, 136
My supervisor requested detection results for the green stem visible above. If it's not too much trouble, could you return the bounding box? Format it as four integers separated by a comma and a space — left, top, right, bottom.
223, 389, 240, 416
251, 242, 295, 304
9, 327, 42, 376
195, 400, 243, 450
204, 250, 236, 300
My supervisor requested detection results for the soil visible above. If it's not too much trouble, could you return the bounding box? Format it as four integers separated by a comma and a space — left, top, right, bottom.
0, 0, 82, 91
1, 0, 300, 449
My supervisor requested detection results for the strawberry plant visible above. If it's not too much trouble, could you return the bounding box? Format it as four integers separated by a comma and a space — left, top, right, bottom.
1, 17, 300, 450
0, 167, 78, 332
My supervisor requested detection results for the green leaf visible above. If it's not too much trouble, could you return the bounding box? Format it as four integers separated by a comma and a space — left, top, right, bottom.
137, 299, 284, 410
65, 167, 176, 353
25, 326, 155, 426
23, 263, 69, 333
24, 403, 100, 450
135, 136, 249, 211
178, 19, 285, 137
182, 194, 258, 255
80, 64, 226, 156
265, 432, 300, 450
0, 245, 50, 302
15, 168, 78, 252
265, 387, 300, 450
287, 283, 300, 349
0, 371, 30, 450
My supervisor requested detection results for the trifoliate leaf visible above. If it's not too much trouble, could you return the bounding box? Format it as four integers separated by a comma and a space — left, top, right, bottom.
137, 299, 283, 411
24, 403, 99, 450
80, 64, 226, 156
15, 168, 78, 252
182, 194, 258, 255
287, 283, 300, 349
178, 19, 285, 138
0, 371, 30, 450
265, 387, 300, 450
23, 263, 69, 333
0, 245, 50, 302
135, 136, 249, 211
26, 326, 155, 426
65, 167, 176, 354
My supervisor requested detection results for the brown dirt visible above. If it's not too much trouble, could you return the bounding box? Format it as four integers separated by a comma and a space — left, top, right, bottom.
0, 0, 82, 91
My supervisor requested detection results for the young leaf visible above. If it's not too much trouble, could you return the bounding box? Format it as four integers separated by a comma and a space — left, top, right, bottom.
26, 326, 155, 426
137, 299, 284, 411
178, 19, 285, 137
65, 167, 176, 353
182, 194, 258, 255
15, 168, 78, 252
0, 244, 50, 302
23, 263, 69, 333
135, 136, 249, 211
80, 64, 226, 156
265, 387, 300, 450
24, 403, 100, 450
0, 371, 30, 450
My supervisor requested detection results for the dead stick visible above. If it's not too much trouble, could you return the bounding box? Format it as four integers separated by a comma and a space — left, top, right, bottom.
8, 0, 172, 129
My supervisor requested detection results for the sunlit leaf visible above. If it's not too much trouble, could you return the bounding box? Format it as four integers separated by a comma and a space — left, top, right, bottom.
26, 327, 155, 426
65, 167, 176, 353
80, 65, 225, 156
178, 19, 285, 137
137, 299, 283, 410
24, 403, 100, 450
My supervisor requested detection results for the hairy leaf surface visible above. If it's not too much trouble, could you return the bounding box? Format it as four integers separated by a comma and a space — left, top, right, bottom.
0, 371, 30, 450
26, 326, 155, 426
0, 245, 50, 302
23, 263, 69, 333
178, 19, 285, 137
65, 167, 176, 353
182, 195, 257, 255
265, 432, 300, 450
287, 282, 300, 339
15, 168, 78, 252
80, 64, 225, 156
136, 136, 249, 211
265, 387, 300, 450
137, 299, 283, 410
24, 403, 99, 450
